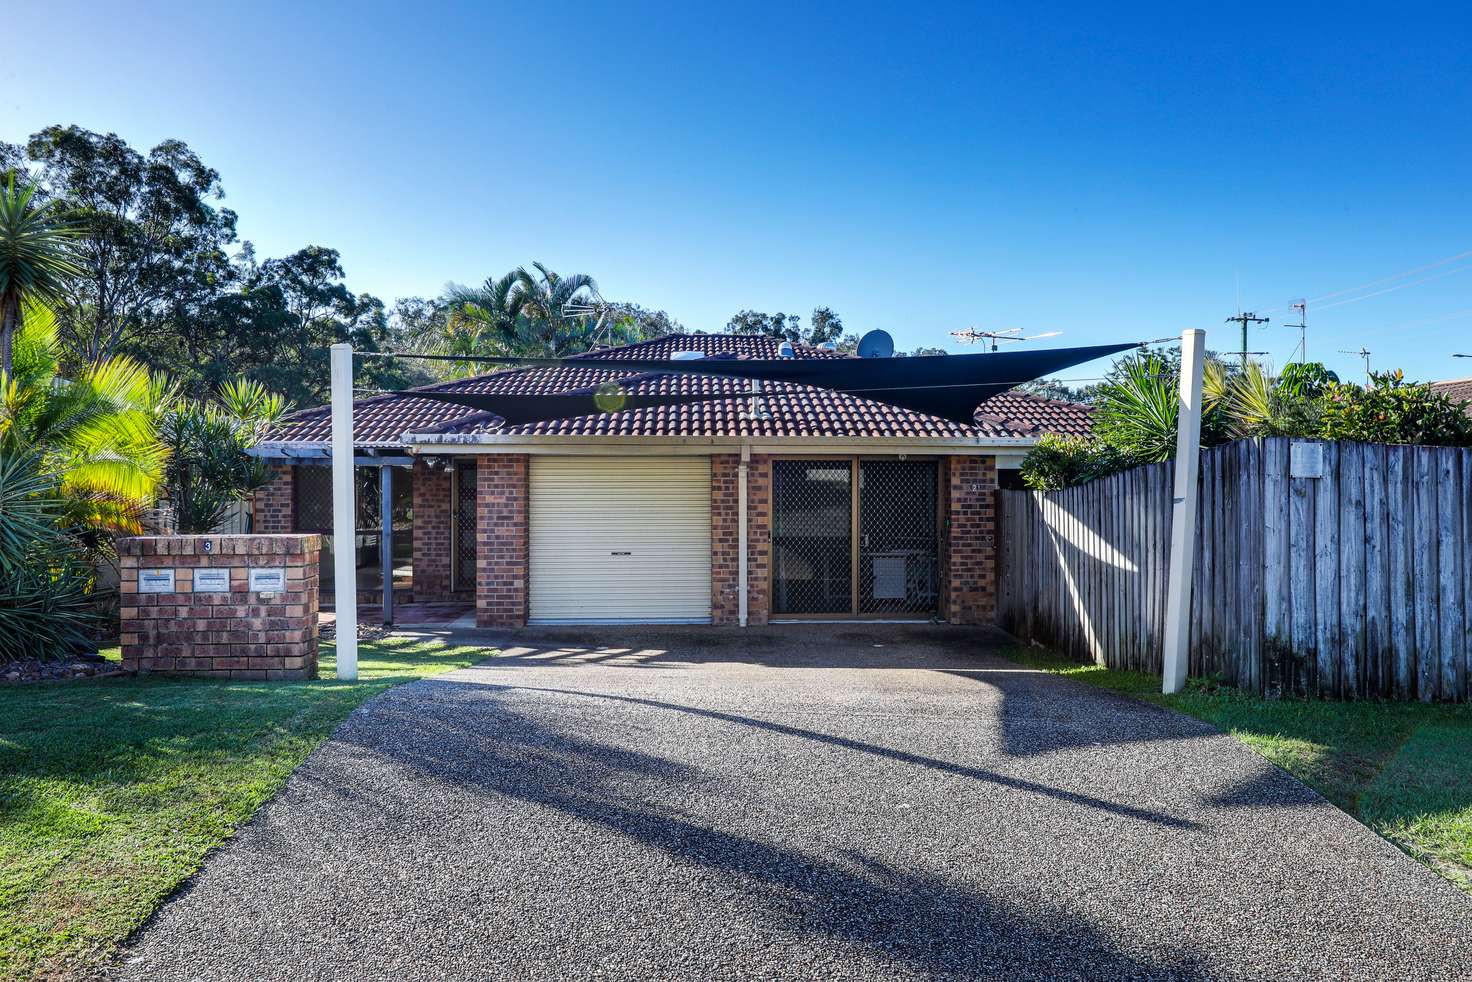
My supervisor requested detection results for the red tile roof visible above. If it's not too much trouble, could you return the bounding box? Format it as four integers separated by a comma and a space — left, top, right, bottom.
261, 334, 1094, 449
1432, 377, 1472, 413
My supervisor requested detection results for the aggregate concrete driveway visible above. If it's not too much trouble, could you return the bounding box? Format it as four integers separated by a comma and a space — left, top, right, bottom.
118, 625, 1472, 981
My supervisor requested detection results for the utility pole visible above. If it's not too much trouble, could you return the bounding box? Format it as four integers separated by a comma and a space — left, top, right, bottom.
1225, 311, 1269, 369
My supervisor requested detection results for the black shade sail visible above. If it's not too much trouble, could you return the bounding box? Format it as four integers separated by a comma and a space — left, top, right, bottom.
410, 343, 1137, 426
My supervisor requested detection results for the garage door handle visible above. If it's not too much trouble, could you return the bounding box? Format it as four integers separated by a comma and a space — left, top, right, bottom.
611, 551, 632, 556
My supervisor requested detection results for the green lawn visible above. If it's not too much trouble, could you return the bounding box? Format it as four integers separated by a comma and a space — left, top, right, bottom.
1008, 648, 1472, 893
0, 637, 492, 982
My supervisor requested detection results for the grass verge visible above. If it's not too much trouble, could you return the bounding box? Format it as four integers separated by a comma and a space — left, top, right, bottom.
0, 636, 491, 981
1008, 647, 1472, 893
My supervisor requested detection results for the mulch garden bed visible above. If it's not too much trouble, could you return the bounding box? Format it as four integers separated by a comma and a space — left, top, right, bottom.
318, 622, 392, 643
3, 654, 128, 684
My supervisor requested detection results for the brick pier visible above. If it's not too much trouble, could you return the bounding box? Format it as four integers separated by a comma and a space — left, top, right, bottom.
118, 534, 321, 679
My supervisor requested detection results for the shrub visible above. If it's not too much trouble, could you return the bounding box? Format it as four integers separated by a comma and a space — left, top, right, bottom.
1319, 370, 1472, 447
0, 450, 96, 661
1020, 434, 1136, 491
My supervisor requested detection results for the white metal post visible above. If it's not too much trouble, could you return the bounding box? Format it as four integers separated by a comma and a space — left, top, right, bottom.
330, 343, 359, 680
379, 464, 394, 626
1162, 329, 1205, 694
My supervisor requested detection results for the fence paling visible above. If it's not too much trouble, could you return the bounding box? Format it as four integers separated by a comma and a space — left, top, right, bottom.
997, 437, 1472, 702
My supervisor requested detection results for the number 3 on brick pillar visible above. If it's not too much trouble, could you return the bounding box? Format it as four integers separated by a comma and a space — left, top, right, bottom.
118, 534, 323, 680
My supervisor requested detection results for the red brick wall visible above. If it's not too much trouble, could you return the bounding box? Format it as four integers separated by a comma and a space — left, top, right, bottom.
711, 453, 772, 625
252, 463, 293, 533
412, 459, 454, 600
475, 454, 528, 628
118, 534, 320, 679
945, 455, 999, 625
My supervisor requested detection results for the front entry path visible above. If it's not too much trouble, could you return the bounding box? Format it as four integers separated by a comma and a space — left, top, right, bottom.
118, 626, 1472, 981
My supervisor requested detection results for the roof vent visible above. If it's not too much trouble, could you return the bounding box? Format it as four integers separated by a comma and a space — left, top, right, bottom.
670, 350, 706, 361
777, 341, 796, 358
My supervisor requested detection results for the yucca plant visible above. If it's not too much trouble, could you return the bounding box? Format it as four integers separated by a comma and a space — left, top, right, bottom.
1219, 360, 1325, 439
1092, 352, 1231, 463
0, 449, 97, 661
0, 174, 83, 377
159, 377, 289, 533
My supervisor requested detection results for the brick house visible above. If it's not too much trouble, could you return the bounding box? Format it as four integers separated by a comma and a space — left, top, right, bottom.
250, 334, 1092, 629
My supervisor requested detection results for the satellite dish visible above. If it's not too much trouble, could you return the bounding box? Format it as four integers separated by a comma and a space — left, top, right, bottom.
857, 329, 894, 359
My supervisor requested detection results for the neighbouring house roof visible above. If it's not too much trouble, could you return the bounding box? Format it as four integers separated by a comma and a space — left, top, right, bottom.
259, 333, 1094, 452
1431, 377, 1472, 413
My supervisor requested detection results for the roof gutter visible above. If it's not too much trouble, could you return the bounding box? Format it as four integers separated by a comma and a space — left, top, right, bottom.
403, 432, 1039, 453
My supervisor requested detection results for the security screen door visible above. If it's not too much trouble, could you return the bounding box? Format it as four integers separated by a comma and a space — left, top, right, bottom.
771, 458, 939, 617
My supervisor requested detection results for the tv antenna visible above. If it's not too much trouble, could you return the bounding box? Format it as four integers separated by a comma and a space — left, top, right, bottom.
1340, 347, 1373, 382
949, 327, 1063, 352
562, 286, 615, 347
1288, 300, 1308, 362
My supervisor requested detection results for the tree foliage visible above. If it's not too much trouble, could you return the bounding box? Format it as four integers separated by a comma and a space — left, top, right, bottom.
1319, 370, 1472, 447
6, 126, 239, 366
1, 127, 430, 403
1021, 352, 1471, 490
728, 307, 849, 347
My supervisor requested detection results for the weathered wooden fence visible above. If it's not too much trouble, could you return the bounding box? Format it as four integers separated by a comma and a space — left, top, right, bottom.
997, 438, 1472, 701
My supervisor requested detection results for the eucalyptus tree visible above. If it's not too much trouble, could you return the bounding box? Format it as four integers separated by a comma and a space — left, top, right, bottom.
6, 126, 238, 365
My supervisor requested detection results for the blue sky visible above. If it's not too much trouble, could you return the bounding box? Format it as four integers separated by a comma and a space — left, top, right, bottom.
6, 1, 1472, 384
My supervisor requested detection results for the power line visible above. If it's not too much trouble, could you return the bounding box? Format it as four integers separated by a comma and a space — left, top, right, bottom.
1311, 262, 1472, 312
1258, 246, 1472, 315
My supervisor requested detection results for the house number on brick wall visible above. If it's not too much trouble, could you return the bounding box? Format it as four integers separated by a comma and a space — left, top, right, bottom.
248, 567, 287, 592
138, 568, 175, 593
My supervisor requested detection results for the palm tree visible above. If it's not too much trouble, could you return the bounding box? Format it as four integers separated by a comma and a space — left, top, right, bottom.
444, 272, 524, 348
0, 175, 83, 377
0, 303, 165, 541
510, 262, 600, 356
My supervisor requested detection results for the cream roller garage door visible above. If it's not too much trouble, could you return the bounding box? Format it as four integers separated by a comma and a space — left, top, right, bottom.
529, 457, 712, 624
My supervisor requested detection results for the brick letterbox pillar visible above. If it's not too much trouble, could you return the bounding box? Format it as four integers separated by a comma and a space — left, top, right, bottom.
118, 534, 322, 679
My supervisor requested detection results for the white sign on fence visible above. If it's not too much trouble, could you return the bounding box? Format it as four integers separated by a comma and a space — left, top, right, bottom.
138, 568, 175, 594
193, 568, 230, 593
1290, 441, 1325, 479
248, 567, 287, 593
